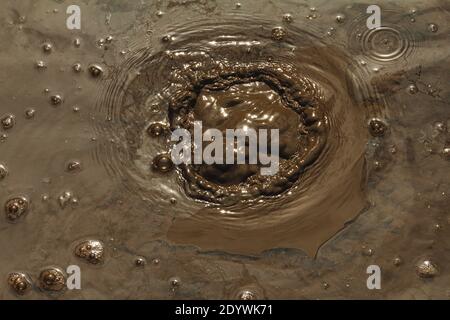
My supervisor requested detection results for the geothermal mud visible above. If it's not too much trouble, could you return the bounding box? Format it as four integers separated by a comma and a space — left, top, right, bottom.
0, 0, 449, 299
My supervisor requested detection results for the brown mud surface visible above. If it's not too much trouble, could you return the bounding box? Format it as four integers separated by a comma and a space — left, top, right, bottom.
0, 0, 449, 299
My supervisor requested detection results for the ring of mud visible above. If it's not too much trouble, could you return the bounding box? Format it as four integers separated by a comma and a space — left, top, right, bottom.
168, 64, 328, 204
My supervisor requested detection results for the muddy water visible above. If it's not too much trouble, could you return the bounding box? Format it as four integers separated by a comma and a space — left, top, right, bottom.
0, 0, 449, 299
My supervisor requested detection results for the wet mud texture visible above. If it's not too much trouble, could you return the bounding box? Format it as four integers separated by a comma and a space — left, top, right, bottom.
0, 0, 449, 299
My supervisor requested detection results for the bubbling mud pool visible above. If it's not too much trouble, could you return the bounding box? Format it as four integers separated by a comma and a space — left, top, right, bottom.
0, 0, 449, 299
94, 18, 370, 256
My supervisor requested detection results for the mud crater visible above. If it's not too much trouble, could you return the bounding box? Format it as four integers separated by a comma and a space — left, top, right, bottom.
167, 66, 328, 204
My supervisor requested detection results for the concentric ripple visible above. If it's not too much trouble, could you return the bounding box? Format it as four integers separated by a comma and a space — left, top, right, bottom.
93, 16, 376, 256
348, 11, 418, 63
361, 26, 412, 62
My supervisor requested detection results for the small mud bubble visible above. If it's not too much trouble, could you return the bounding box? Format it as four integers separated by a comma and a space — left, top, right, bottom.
73, 106, 80, 113
1, 114, 15, 130
147, 122, 167, 137
169, 277, 181, 289
335, 14, 346, 23
74, 38, 81, 47
150, 104, 160, 114
88, 64, 103, 78
368, 118, 388, 137
373, 160, 383, 171
407, 84, 419, 94
326, 27, 336, 36
7, 272, 32, 295
74, 240, 104, 264
152, 258, 160, 266
0, 163, 8, 180
42, 42, 53, 53
152, 154, 174, 173
362, 247, 374, 256
433, 122, 446, 133
322, 282, 330, 290
0, 133, 7, 142
161, 35, 173, 43
442, 147, 450, 160
416, 260, 439, 278
135, 257, 146, 267
428, 23, 438, 33
72, 63, 82, 73
97, 38, 105, 47
271, 27, 287, 41
156, 10, 164, 17
50, 94, 63, 106
170, 197, 177, 205
282, 13, 293, 23
24, 108, 36, 119
39, 267, 66, 292
235, 3, 242, 9
393, 257, 403, 266
58, 191, 73, 208
105, 35, 113, 43
5, 196, 29, 222
238, 290, 257, 300
66, 160, 82, 173
35, 60, 47, 69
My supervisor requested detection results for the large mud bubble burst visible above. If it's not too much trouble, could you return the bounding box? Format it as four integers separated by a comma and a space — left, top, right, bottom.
93, 19, 373, 256
168, 62, 328, 205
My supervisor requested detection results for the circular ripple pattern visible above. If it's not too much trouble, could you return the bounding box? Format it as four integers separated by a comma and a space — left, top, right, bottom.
361, 27, 412, 62
92, 16, 374, 255
348, 11, 418, 63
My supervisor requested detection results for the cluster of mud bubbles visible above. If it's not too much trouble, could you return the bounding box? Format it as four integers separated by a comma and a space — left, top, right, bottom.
0, 0, 449, 299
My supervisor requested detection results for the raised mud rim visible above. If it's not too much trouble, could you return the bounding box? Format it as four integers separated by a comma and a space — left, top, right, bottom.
168, 64, 329, 205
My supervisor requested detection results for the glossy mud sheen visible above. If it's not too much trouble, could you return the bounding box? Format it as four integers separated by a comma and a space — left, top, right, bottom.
0, 0, 449, 299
